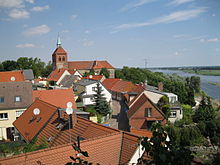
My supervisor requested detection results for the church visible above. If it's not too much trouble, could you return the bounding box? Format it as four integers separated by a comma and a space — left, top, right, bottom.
51, 37, 115, 78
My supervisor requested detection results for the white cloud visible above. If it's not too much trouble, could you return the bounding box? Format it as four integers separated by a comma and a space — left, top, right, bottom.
71, 14, 77, 20
0, 0, 23, 8
207, 38, 219, 42
169, 0, 194, 6
113, 8, 206, 32
16, 43, 35, 48
84, 30, 90, 34
120, 0, 156, 12
200, 38, 219, 43
31, 5, 49, 12
23, 24, 50, 36
82, 39, 94, 47
9, 9, 29, 19
61, 30, 69, 33
25, 0, 34, 3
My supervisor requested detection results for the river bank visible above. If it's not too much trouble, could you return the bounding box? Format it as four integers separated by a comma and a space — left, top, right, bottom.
151, 69, 220, 101
183, 69, 220, 76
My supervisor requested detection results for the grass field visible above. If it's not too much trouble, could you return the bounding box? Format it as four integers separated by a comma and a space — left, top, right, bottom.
208, 82, 220, 87
184, 69, 220, 76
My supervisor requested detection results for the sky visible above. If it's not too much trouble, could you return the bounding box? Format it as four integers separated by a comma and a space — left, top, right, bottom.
0, 0, 220, 68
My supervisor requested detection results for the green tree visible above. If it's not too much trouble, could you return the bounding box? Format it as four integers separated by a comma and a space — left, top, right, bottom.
94, 83, 111, 116
157, 96, 170, 119
2, 60, 18, 71
42, 61, 53, 77
100, 68, 110, 78
193, 96, 216, 122
0, 63, 4, 71
139, 123, 194, 165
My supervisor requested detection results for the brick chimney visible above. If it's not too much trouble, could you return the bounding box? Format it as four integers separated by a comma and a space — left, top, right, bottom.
158, 82, 163, 92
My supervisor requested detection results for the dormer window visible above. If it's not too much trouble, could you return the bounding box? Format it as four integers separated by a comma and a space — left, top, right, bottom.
15, 96, 22, 102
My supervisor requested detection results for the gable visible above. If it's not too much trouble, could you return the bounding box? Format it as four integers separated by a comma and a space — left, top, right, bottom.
13, 99, 58, 142
128, 93, 165, 120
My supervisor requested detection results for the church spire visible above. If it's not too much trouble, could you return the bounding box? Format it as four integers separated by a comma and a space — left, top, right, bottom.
57, 34, 62, 48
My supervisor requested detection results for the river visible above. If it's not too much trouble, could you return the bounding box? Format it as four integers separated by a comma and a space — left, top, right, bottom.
151, 69, 220, 100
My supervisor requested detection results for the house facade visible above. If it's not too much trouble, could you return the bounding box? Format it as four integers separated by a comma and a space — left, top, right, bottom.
144, 89, 182, 123
75, 79, 112, 106
0, 81, 32, 140
128, 93, 166, 131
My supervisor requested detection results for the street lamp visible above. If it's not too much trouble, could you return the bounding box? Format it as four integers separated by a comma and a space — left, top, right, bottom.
66, 102, 73, 143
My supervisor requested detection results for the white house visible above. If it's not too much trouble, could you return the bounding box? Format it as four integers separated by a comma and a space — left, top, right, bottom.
75, 79, 112, 106
144, 89, 182, 123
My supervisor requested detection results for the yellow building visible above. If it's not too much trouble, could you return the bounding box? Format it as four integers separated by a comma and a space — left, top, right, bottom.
0, 81, 32, 141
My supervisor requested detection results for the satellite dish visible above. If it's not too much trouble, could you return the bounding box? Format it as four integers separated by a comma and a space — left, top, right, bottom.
33, 108, 40, 115
11, 76, 16, 81
66, 107, 73, 115
67, 102, 73, 108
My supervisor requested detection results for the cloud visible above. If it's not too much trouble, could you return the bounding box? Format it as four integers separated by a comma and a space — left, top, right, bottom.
16, 43, 35, 48
200, 38, 219, 43
61, 30, 69, 33
84, 30, 90, 34
113, 8, 206, 32
23, 24, 50, 36
82, 39, 94, 47
169, 0, 195, 6
9, 9, 30, 19
25, 0, 34, 3
207, 38, 219, 42
71, 14, 77, 20
0, 0, 23, 8
120, 0, 156, 12
31, 5, 49, 12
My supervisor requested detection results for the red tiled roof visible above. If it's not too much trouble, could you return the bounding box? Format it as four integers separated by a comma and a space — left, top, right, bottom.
0, 70, 25, 82
47, 68, 67, 81
102, 78, 144, 94
82, 75, 105, 81
32, 88, 76, 109
0, 132, 140, 165
102, 78, 120, 90
68, 60, 114, 70
52, 47, 67, 55
92, 61, 114, 69
131, 129, 152, 138
13, 99, 58, 142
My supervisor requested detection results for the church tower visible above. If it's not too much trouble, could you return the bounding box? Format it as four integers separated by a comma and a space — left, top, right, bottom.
52, 37, 68, 70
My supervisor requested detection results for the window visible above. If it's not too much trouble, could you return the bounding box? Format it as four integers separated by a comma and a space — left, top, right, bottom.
62, 57, 65, 61
170, 111, 177, 118
90, 97, 95, 102
0, 97, 4, 103
15, 96, 21, 102
16, 110, 24, 117
59, 57, 61, 61
0, 113, 8, 120
92, 87, 96, 91
145, 108, 152, 117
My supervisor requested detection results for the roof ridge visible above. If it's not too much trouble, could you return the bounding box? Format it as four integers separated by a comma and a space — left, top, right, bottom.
77, 116, 120, 132
81, 132, 121, 143
118, 131, 124, 164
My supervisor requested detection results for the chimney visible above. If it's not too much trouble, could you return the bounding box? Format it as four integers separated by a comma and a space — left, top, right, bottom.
69, 114, 73, 129
158, 82, 163, 92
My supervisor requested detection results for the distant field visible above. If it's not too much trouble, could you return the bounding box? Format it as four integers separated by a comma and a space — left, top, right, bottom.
183, 69, 220, 76
208, 82, 220, 87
